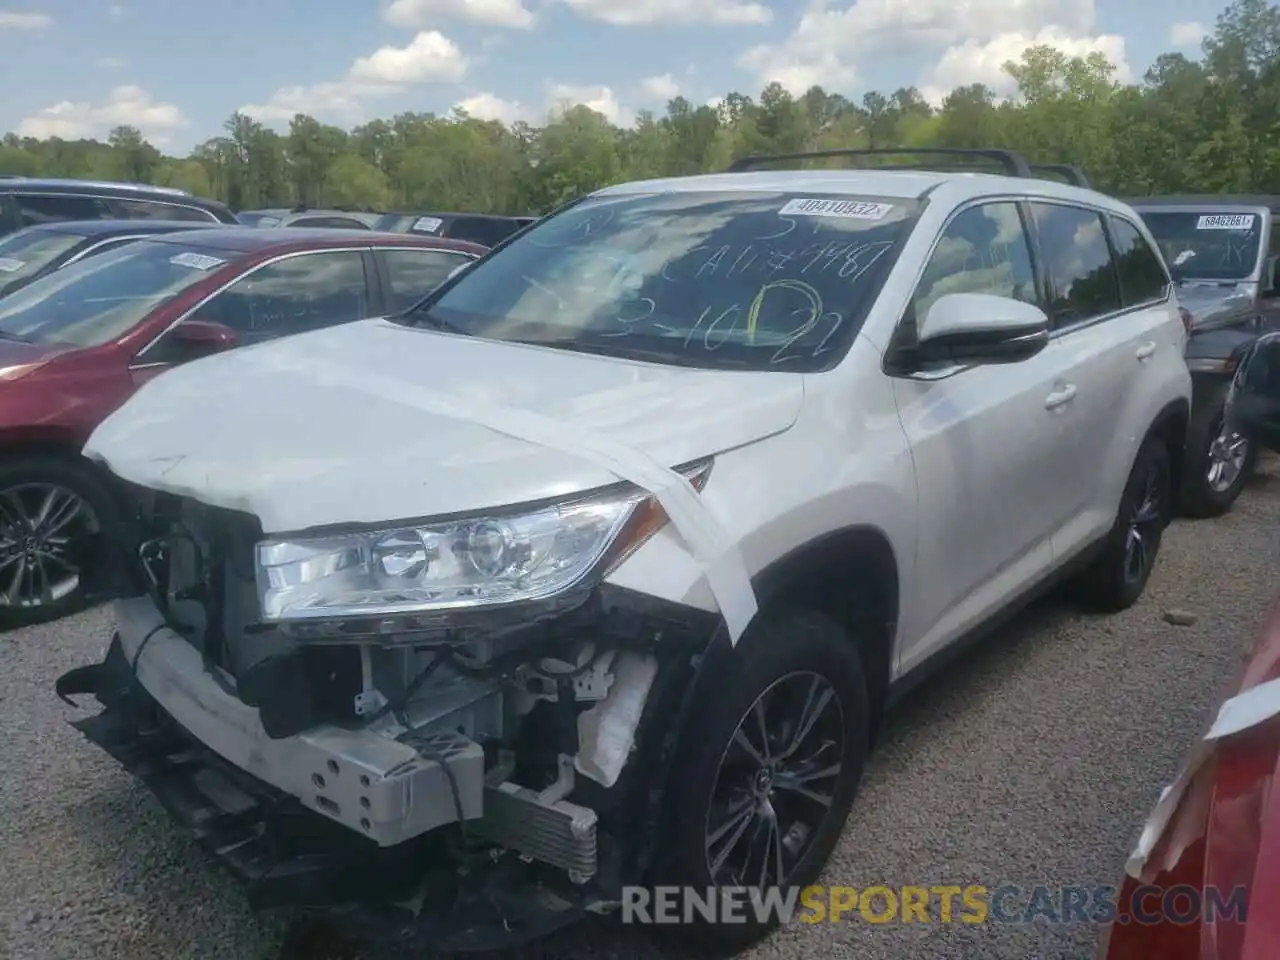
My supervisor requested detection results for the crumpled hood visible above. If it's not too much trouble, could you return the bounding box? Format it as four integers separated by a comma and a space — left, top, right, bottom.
84, 319, 805, 533
1176, 282, 1258, 331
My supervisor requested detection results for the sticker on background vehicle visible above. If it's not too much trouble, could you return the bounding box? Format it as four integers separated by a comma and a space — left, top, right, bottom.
412, 217, 444, 233
778, 199, 896, 220
169, 252, 226, 270
1196, 215, 1254, 230
0, 257, 23, 273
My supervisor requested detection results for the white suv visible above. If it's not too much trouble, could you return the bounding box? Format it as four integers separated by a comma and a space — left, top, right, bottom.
57, 149, 1190, 953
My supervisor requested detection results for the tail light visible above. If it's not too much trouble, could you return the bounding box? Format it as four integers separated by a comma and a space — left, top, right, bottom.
1178, 306, 1194, 335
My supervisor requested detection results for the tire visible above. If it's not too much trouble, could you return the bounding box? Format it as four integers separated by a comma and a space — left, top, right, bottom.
1179, 380, 1258, 518
1073, 435, 1172, 613
650, 610, 869, 953
0, 454, 122, 630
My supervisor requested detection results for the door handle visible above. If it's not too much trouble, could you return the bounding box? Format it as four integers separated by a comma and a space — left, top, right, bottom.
1135, 341, 1157, 361
1044, 384, 1077, 409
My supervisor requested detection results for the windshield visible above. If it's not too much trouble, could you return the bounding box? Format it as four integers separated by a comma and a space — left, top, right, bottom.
0, 239, 233, 348
1139, 210, 1263, 282
375, 213, 444, 235
0, 227, 88, 295
405, 191, 916, 372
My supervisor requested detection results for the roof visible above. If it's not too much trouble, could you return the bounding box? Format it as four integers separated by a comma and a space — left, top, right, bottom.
595, 169, 1121, 210
133, 226, 490, 256
1125, 195, 1280, 214
379, 211, 531, 221
0, 176, 193, 197
31, 219, 224, 237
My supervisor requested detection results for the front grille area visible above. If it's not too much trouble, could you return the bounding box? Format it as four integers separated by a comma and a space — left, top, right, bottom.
120, 489, 363, 737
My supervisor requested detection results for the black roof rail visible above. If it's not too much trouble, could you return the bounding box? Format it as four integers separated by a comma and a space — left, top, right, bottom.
726, 147, 1034, 178
1029, 164, 1092, 188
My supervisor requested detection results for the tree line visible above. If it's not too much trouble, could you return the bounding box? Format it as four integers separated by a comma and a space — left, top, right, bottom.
3, 0, 1280, 215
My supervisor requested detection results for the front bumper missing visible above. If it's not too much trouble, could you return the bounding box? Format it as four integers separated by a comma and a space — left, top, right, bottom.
101, 597, 486, 847
56, 633, 605, 952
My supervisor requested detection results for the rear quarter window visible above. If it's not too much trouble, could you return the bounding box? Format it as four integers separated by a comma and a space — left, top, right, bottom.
1109, 217, 1170, 306
107, 198, 220, 223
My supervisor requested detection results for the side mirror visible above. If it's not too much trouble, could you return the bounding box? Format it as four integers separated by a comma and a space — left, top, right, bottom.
1263, 256, 1279, 297
916, 292, 1050, 366
171, 318, 238, 358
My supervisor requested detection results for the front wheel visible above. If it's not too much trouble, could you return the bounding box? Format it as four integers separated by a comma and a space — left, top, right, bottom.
652, 610, 869, 951
0, 455, 121, 630
1073, 436, 1172, 613
1180, 381, 1258, 518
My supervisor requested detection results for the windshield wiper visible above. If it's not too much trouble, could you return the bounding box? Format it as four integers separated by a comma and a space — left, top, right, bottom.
398, 306, 473, 336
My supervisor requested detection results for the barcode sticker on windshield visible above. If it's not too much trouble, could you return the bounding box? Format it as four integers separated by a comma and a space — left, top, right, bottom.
170, 252, 226, 270
0, 257, 23, 273
779, 198, 895, 220
412, 216, 444, 233
1197, 214, 1254, 230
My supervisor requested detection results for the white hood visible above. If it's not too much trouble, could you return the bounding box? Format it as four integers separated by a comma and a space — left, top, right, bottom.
85, 319, 805, 533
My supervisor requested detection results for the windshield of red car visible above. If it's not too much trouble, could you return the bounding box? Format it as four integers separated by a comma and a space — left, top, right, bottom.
0, 227, 90, 294
0, 239, 231, 348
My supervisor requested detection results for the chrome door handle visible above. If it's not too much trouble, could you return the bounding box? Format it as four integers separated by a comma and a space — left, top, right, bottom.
1044, 384, 1078, 409
1136, 341, 1157, 361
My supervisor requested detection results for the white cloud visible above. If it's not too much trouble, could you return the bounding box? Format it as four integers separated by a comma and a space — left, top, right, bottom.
549, 0, 771, 26
241, 31, 468, 125
548, 82, 632, 125
16, 85, 185, 145
348, 31, 468, 84
640, 73, 680, 100
97, 57, 127, 69
918, 27, 1130, 106
384, 0, 534, 30
453, 91, 530, 123
1169, 21, 1205, 48
0, 10, 52, 29
452, 82, 637, 126
740, 0, 1125, 96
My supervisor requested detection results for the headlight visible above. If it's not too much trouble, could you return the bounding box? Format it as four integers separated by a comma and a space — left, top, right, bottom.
256, 461, 711, 622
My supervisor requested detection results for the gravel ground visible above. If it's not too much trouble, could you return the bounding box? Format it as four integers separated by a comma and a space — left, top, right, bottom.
3, 460, 1279, 960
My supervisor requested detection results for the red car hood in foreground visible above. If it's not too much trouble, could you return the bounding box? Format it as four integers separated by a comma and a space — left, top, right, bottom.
1101, 590, 1280, 960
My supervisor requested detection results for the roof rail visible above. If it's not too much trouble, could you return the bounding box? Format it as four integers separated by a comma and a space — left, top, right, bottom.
726, 147, 1034, 178
1029, 164, 1092, 188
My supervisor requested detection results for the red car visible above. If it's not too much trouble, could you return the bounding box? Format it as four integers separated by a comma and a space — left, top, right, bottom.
0, 227, 486, 626
1099, 332, 1280, 960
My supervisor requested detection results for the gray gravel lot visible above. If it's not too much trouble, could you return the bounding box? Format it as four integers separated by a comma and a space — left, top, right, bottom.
3, 461, 1279, 960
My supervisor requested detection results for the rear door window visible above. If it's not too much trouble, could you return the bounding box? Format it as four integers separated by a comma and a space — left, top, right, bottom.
1028, 202, 1122, 327
15, 193, 111, 226
1109, 218, 1170, 307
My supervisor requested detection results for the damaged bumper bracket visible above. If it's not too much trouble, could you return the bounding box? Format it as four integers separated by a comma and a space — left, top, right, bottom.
102, 597, 486, 846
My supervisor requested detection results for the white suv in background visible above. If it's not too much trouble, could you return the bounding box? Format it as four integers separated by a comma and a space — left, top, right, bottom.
58, 149, 1191, 953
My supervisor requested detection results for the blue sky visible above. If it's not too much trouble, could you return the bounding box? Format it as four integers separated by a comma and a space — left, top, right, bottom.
0, 0, 1235, 154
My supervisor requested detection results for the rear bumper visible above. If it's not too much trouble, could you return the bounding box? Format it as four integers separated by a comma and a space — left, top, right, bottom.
56, 633, 601, 952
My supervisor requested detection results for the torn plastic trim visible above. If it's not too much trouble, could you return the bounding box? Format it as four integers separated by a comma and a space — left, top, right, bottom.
226, 352, 759, 644
1126, 674, 1280, 879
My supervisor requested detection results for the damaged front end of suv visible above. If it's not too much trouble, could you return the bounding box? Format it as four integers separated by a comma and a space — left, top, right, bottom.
56, 465, 724, 952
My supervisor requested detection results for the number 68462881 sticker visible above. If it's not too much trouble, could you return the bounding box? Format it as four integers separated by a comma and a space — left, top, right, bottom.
778, 198, 895, 220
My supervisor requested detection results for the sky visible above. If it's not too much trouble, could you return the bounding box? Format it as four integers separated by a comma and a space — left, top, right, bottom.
0, 0, 1236, 155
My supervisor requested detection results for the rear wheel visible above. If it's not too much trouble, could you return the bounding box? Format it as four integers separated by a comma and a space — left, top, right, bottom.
1180, 380, 1257, 518
653, 610, 869, 951
0, 455, 120, 629
1073, 436, 1172, 613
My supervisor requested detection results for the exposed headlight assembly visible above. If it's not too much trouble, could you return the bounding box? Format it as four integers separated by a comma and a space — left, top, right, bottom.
256, 460, 711, 622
